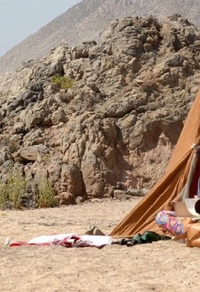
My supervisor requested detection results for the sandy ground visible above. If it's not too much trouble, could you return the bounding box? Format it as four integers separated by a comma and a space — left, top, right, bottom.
1, 197, 200, 292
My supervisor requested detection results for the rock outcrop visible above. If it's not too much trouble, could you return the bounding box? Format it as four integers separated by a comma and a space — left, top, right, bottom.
0, 15, 199, 207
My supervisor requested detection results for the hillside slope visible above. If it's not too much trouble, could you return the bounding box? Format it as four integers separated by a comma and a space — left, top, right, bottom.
0, 15, 199, 207
0, 0, 199, 74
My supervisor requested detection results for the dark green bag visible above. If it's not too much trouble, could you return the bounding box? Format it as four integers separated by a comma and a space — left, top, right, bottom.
130, 231, 171, 245
112, 231, 171, 246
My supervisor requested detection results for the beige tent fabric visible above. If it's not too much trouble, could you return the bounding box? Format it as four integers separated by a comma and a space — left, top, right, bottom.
110, 89, 200, 238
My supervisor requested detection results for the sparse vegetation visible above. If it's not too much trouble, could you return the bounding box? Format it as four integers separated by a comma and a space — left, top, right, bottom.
0, 170, 57, 210
36, 178, 57, 208
50, 75, 74, 90
0, 170, 26, 209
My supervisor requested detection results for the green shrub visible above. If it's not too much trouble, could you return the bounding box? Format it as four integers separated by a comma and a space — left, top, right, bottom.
50, 75, 74, 90
36, 178, 57, 208
0, 170, 26, 209
0, 170, 57, 210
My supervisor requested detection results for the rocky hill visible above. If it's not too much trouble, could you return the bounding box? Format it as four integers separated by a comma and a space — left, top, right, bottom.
0, 15, 199, 208
0, 0, 199, 74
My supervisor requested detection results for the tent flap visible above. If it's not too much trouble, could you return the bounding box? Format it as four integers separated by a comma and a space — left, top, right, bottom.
111, 89, 200, 238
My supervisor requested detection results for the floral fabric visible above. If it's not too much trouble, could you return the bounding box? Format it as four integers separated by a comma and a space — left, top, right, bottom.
156, 210, 184, 235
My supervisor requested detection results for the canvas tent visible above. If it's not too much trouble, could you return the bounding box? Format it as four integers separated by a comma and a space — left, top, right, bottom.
110, 89, 200, 238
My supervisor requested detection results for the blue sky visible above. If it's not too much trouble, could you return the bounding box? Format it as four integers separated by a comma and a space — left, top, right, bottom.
0, 0, 82, 57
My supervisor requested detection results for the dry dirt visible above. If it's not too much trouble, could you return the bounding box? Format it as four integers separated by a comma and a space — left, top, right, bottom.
0, 197, 200, 292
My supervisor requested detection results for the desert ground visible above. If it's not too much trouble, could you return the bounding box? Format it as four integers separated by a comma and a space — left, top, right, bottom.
0, 197, 200, 292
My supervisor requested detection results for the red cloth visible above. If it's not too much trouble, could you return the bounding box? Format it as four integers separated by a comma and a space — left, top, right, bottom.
9, 234, 112, 249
